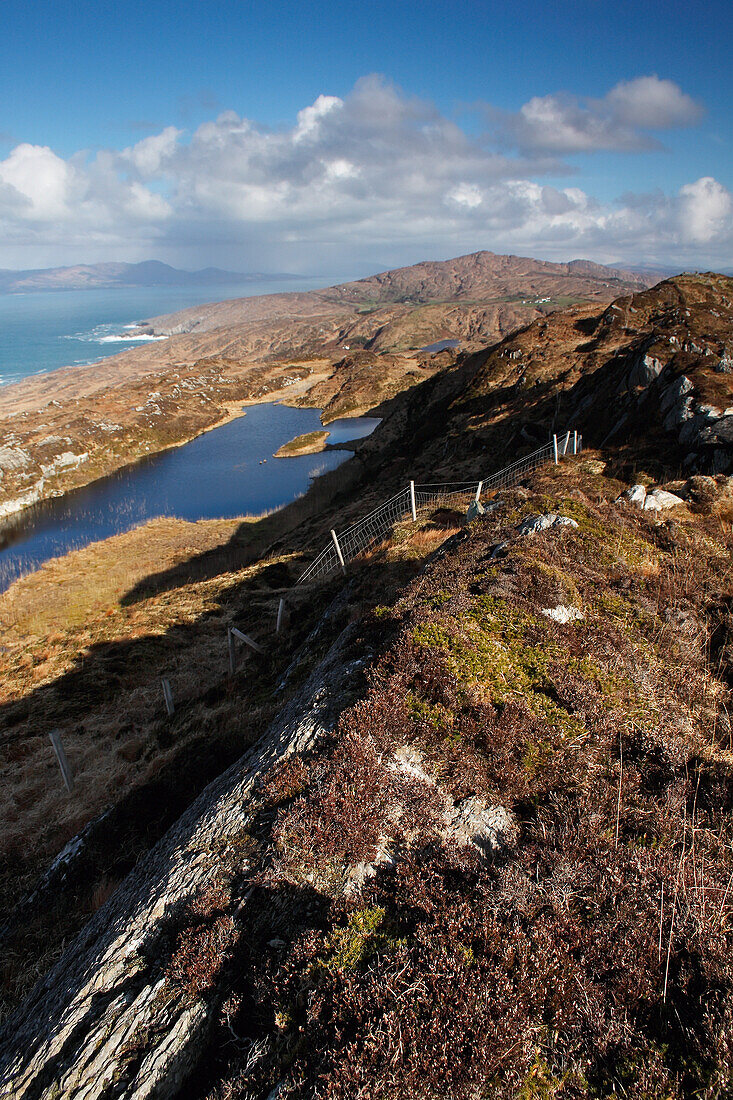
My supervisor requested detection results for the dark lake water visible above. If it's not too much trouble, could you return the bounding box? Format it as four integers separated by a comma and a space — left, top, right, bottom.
421, 339, 460, 353
0, 405, 379, 592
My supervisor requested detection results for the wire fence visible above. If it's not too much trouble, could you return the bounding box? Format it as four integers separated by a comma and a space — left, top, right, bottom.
297, 429, 582, 585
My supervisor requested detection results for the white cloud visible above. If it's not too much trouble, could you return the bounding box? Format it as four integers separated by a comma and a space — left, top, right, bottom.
678, 177, 733, 243
499, 75, 704, 153
606, 76, 703, 129
0, 75, 727, 272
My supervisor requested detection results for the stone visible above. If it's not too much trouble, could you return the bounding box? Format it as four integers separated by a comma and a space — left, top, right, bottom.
617, 484, 647, 508
642, 489, 684, 511
660, 375, 693, 416
516, 513, 579, 536
628, 352, 664, 391
441, 797, 517, 862
541, 605, 584, 624
465, 499, 486, 521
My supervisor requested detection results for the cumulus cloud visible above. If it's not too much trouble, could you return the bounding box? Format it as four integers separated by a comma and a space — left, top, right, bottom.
0, 74, 727, 271
497, 75, 704, 153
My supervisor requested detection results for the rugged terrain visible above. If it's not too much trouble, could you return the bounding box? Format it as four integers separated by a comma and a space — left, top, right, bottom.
0, 250, 651, 519
1, 272, 732, 1098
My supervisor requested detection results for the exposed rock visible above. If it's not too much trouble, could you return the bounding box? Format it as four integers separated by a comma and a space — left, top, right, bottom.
516, 513, 579, 535
628, 351, 664, 391
0, 620, 366, 1100
541, 605, 584, 624
0, 446, 30, 473
617, 484, 647, 507
441, 797, 517, 861
644, 489, 686, 511
465, 499, 486, 521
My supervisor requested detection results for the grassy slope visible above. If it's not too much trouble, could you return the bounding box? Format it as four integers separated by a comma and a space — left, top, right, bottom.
184, 458, 733, 1099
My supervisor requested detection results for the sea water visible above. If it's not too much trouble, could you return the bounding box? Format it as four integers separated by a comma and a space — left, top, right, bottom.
0, 405, 380, 592
0, 277, 342, 387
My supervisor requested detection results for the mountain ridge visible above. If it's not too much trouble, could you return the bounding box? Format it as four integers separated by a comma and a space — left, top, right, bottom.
0, 260, 298, 294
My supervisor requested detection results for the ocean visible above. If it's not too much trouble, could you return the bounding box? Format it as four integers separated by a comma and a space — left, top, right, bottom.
0, 276, 344, 388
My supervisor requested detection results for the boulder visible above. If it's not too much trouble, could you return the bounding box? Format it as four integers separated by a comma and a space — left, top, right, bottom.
617, 484, 647, 508
628, 352, 664, 391
644, 489, 686, 511
516, 513, 579, 536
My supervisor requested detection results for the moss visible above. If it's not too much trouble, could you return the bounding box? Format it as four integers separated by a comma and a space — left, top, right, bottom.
405, 691, 453, 732
516, 1055, 583, 1099
318, 906, 403, 974
412, 598, 585, 742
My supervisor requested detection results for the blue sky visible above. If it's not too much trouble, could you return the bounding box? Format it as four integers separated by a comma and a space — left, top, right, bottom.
1, 0, 731, 273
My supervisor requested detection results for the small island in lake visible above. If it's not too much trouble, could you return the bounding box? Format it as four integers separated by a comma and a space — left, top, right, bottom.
273, 429, 330, 457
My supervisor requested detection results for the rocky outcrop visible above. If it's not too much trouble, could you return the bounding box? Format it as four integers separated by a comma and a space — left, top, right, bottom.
516, 513, 579, 535
0, 615, 367, 1100
617, 484, 686, 511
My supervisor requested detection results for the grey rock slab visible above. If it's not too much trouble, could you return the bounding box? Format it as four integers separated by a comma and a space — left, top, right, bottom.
441, 798, 518, 861
660, 375, 693, 416
516, 513, 579, 535
0, 620, 364, 1100
541, 605, 584, 624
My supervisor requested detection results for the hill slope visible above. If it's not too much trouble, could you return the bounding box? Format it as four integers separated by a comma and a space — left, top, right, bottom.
1, 273, 732, 1099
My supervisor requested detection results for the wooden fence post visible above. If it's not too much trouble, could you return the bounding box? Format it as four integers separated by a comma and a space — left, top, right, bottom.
474, 480, 483, 504
409, 481, 417, 522
573, 430, 578, 455
331, 529, 346, 575
553, 434, 559, 464
228, 628, 236, 675
49, 730, 74, 793
276, 597, 285, 635
161, 679, 175, 716
562, 431, 570, 455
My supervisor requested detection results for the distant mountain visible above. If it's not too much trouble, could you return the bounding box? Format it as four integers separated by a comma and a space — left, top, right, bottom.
0, 260, 298, 293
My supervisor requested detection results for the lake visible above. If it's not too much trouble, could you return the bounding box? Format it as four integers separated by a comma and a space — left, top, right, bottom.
0, 404, 379, 592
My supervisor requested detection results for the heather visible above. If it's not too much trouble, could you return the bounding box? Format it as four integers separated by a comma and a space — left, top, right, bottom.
179, 466, 733, 1099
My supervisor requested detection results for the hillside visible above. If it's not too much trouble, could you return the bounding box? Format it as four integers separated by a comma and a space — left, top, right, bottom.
0, 249, 653, 521
1, 273, 732, 1098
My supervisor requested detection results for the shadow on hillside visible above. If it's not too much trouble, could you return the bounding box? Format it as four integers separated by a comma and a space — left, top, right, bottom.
0, 545, 423, 1024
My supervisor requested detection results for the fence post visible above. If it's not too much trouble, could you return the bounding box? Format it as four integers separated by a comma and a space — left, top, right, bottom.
49, 729, 74, 793
161, 679, 175, 716
276, 597, 285, 635
228, 628, 236, 675
562, 431, 570, 455
231, 627, 265, 654
474, 480, 483, 504
573, 430, 578, 455
331, 529, 346, 575
553, 434, 559, 464
409, 481, 417, 522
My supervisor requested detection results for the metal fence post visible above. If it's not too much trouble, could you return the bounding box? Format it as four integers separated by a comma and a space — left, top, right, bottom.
553, 434, 559, 464
331, 529, 347, 574
49, 730, 74, 793
409, 481, 417, 522
161, 679, 175, 716
228, 628, 236, 675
